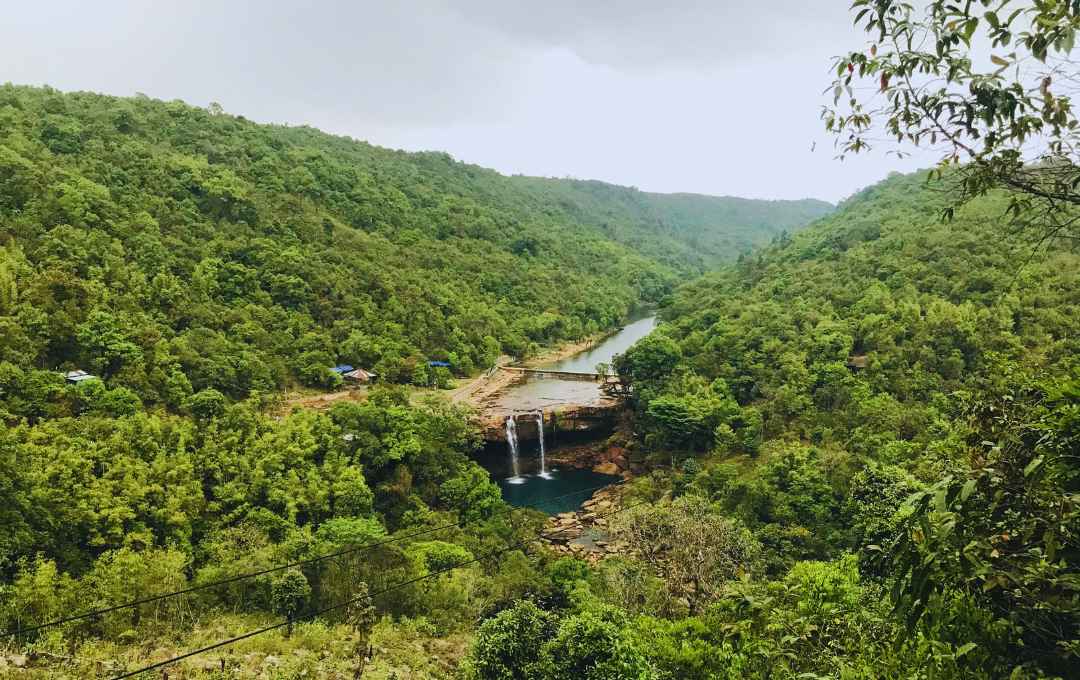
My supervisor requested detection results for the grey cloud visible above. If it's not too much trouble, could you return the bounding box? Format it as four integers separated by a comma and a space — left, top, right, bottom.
441, 1, 851, 71
0, 1, 930, 202
4, 1, 529, 127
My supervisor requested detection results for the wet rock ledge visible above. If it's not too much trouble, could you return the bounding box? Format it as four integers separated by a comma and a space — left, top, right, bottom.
479, 402, 621, 443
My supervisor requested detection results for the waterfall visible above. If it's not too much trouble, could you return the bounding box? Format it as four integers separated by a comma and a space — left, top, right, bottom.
506, 416, 524, 484
536, 410, 551, 478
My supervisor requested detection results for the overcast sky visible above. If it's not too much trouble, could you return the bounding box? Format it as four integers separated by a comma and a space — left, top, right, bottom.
2, 1, 935, 203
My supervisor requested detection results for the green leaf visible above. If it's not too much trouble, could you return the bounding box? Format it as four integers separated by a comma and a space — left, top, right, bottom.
960, 478, 977, 502
1061, 29, 1075, 54
1023, 456, 1044, 478
956, 642, 977, 657
962, 18, 978, 43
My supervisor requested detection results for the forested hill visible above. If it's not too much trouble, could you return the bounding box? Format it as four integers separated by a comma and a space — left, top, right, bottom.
630, 168, 1079, 464
506, 177, 833, 269
0, 84, 828, 415
639, 189, 833, 263
605, 169, 1080, 677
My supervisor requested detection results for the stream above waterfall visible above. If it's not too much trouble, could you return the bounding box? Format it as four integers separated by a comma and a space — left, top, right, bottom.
487, 315, 657, 414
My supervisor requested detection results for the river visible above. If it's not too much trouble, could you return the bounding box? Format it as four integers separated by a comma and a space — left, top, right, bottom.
538, 315, 658, 373
477, 315, 657, 513
486, 315, 658, 414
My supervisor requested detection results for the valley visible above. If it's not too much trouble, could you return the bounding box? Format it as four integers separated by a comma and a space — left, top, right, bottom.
2, 14, 1080, 673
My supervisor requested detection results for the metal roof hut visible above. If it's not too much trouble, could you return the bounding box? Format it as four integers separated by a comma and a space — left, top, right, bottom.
63, 369, 98, 384
330, 364, 355, 376
846, 355, 869, 371
343, 368, 377, 383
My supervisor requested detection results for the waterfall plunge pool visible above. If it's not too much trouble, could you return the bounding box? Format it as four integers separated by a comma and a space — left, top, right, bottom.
498, 468, 620, 515
475, 440, 620, 514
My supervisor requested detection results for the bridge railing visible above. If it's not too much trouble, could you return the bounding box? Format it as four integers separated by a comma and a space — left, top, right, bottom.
499, 366, 622, 383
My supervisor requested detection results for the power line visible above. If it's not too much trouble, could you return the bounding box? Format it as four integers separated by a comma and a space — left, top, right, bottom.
108, 498, 643, 679
4, 480, 624, 638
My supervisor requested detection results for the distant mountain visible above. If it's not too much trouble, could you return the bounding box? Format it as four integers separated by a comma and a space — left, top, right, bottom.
507, 176, 834, 270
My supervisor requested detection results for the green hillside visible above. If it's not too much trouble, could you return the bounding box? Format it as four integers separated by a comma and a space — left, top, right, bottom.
0, 85, 834, 678
0, 84, 827, 419
597, 170, 1080, 678
11, 81, 1076, 679
640, 189, 833, 262
508, 177, 833, 269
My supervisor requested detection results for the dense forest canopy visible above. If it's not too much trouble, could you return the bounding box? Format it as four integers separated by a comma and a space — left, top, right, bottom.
0, 84, 836, 678
508, 178, 833, 267
0, 84, 830, 422
598, 170, 1080, 678
2, 79, 1076, 679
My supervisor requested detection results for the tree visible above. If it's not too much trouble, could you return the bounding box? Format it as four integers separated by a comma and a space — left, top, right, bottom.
640, 375, 740, 453
0, 429, 34, 571
407, 540, 473, 575
411, 362, 430, 387
462, 600, 557, 680
431, 366, 453, 389
270, 568, 311, 637
75, 310, 141, 377
826, 0, 1080, 242
331, 465, 374, 517
187, 388, 226, 421
883, 377, 1080, 674
439, 466, 503, 522
613, 333, 681, 387
345, 581, 377, 657
614, 496, 762, 613
541, 608, 656, 680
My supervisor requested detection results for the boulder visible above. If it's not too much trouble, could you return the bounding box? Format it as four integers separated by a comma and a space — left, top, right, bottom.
593, 462, 620, 475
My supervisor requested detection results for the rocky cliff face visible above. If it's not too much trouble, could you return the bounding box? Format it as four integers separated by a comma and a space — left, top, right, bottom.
545, 440, 632, 476
478, 402, 622, 443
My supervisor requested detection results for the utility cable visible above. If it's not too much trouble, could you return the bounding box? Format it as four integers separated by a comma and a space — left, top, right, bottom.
4, 479, 625, 638
108, 498, 642, 679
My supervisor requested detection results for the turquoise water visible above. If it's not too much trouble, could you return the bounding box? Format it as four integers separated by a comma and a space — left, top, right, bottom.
497, 467, 620, 515
476, 440, 620, 514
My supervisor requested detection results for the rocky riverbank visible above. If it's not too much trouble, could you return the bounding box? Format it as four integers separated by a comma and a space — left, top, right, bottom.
540, 483, 629, 564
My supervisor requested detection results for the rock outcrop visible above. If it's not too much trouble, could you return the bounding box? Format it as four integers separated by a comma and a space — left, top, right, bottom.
540, 484, 630, 564
479, 402, 621, 443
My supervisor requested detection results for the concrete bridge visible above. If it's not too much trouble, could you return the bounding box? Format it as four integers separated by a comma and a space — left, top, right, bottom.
498, 366, 618, 383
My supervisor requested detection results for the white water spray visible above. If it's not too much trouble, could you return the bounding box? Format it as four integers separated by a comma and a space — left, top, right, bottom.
536, 410, 551, 478
506, 416, 525, 484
